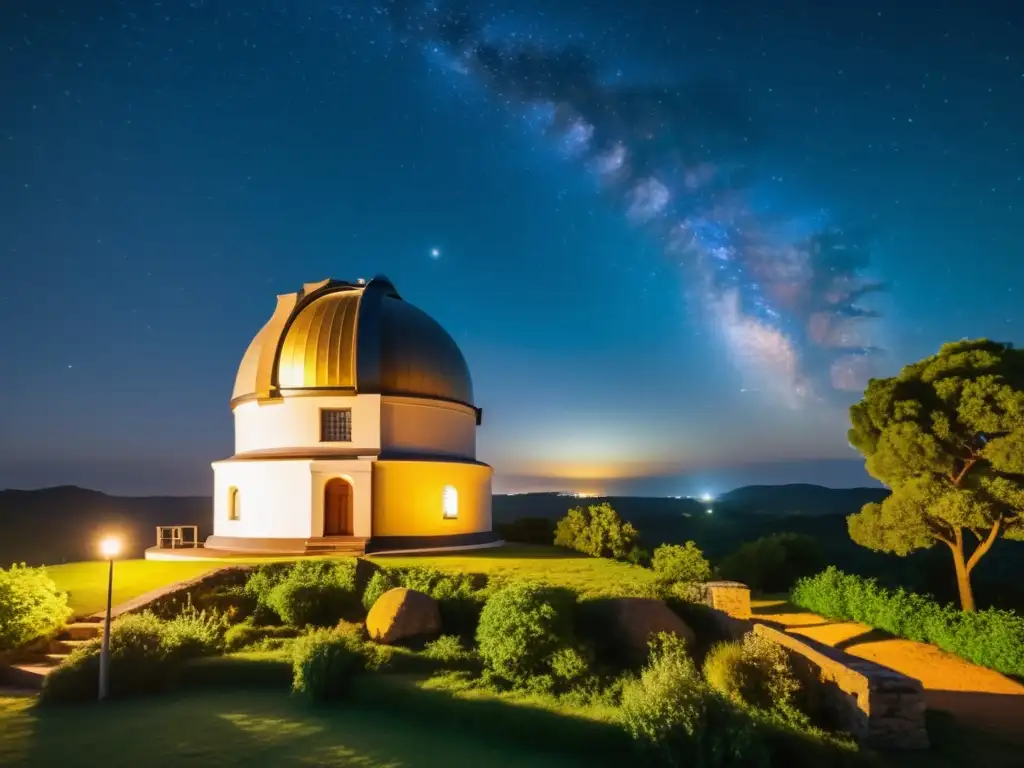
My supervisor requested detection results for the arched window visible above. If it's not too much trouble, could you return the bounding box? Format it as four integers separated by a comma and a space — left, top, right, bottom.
442, 485, 458, 519
228, 486, 240, 521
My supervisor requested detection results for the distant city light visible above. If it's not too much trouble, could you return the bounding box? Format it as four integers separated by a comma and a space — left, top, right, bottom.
706, 507, 713, 514
430, 247, 441, 258
700, 492, 714, 502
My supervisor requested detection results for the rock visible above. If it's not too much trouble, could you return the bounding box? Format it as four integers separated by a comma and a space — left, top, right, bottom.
604, 598, 696, 664
366, 588, 441, 644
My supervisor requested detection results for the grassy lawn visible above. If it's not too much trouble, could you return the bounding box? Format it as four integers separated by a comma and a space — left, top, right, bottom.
0, 689, 599, 768
40, 545, 655, 617
373, 544, 656, 597
44, 560, 222, 616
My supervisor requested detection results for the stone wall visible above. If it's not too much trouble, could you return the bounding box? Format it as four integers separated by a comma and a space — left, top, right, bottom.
89, 565, 255, 621
753, 624, 928, 750
694, 580, 751, 619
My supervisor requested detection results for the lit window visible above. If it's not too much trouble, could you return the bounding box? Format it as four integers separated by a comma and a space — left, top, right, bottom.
320, 408, 352, 442
442, 485, 458, 519
228, 486, 240, 521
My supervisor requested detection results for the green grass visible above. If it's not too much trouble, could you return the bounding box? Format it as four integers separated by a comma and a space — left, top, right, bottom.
44, 560, 222, 616
373, 544, 656, 597
40, 545, 655, 618
0, 688, 598, 768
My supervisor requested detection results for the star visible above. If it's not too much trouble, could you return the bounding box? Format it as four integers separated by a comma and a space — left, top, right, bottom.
430, 247, 441, 259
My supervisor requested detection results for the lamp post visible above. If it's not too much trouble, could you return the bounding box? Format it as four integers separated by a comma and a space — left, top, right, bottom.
97, 535, 122, 702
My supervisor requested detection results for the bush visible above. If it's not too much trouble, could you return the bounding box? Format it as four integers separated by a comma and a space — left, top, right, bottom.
553, 502, 639, 560
265, 560, 360, 628
161, 601, 227, 660
243, 563, 293, 624
620, 633, 766, 767
792, 567, 1024, 676
475, 582, 580, 686
718, 534, 825, 594
703, 633, 801, 714
361, 569, 400, 611
651, 542, 712, 585
223, 619, 300, 652
291, 628, 367, 703
0, 563, 73, 652
366, 566, 487, 637
422, 634, 470, 664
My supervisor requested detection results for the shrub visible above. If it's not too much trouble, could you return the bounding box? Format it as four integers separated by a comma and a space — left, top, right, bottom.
475, 582, 579, 686
703, 633, 801, 715
223, 619, 300, 652
41, 612, 169, 703
243, 563, 293, 624
161, 601, 227, 660
361, 569, 400, 611
792, 567, 1024, 676
553, 502, 639, 560
266, 560, 360, 628
422, 634, 469, 664
0, 563, 73, 652
718, 534, 825, 594
620, 633, 766, 767
651, 542, 712, 585
291, 628, 367, 703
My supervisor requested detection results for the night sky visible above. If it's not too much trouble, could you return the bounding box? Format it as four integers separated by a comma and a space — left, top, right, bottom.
2, 1, 1022, 497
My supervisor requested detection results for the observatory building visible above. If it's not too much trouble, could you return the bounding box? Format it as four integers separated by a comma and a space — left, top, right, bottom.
205, 275, 496, 555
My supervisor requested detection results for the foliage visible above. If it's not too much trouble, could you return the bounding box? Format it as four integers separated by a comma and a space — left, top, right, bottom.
422, 635, 471, 664
792, 567, 1024, 676
651, 542, 712, 584
554, 503, 639, 560
846, 339, 1024, 611
0, 563, 73, 652
620, 633, 767, 767
369, 565, 487, 637
475, 582, 581, 687
361, 569, 399, 611
263, 560, 360, 628
290, 628, 367, 703
242, 563, 293, 624
718, 534, 825, 594
160, 600, 228, 659
703, 633, 801, 715
223, 618, 300, 652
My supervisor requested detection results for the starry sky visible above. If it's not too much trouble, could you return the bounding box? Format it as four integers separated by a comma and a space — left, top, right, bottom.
1, 0, 1022, 497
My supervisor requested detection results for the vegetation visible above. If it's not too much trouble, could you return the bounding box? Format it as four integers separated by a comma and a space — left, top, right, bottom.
264, 559, 360, 627
475, 582, 581, 689
0, 564, 73, 652
554, 502, 640, 560
703, 633, 801, 714
718, 534, 826, 593
290, 628, 369, 703
847, 339, 1024, 611
791, 567, 1024, 676
41, 608, 226, 703
651, 542, 712, 585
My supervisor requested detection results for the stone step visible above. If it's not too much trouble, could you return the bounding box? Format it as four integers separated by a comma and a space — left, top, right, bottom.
49, 638, 94, 654
58, 622, 103, 641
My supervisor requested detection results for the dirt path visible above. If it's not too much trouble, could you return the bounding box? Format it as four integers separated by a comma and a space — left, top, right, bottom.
751, 599, 1024, 743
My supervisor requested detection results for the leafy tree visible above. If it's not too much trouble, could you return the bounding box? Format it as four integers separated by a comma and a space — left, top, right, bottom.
651, 542, 712, 584
0, 563, 73, 651
553, 502, 639, 560
718, 533, 825, 593
847, 339, 1024, 611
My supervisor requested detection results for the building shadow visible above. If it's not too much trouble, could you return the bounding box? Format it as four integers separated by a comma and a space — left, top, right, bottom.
925, 689, 1024, 746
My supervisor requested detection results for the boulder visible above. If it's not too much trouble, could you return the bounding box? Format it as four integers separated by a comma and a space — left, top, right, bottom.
604, 597, 696, 665
366, 587, 441, 644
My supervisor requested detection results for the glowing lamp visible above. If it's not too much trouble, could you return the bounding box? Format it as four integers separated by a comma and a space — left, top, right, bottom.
99, 536, 122, 560
700, 493, 714, 503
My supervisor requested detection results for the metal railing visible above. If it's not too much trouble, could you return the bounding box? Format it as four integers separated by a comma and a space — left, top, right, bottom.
155, 525, 200, 549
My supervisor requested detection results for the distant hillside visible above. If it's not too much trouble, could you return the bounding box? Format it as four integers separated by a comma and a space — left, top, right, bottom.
0, 486, 210, 566
717, 483, 889, 517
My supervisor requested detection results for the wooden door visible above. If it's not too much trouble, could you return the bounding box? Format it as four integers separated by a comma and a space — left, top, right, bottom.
324, 478, 353, 536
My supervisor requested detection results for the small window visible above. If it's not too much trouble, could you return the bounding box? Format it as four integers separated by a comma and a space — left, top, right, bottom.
320, 408, 352, 442
442, 485, 458, 519
227, 486, 240, 521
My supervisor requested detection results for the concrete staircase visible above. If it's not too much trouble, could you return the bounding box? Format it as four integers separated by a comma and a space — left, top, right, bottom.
1, 618, 102, 690
304, 536, 368, 555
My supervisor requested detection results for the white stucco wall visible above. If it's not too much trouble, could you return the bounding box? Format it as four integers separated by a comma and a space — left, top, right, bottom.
233, 393, 381, 454
379, 397, 477, 459
212, 459, 315, 539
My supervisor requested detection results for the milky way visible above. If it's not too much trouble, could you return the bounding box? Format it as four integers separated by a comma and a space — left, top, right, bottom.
368, 0, 885, 404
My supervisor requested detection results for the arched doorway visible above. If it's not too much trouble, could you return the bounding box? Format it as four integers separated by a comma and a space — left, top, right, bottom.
323, 477, 354, 536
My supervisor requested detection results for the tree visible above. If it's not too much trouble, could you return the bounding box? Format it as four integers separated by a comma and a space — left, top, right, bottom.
651, 542, 712, 584
553, 502, 639, 560
847, 339, 1024, 611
